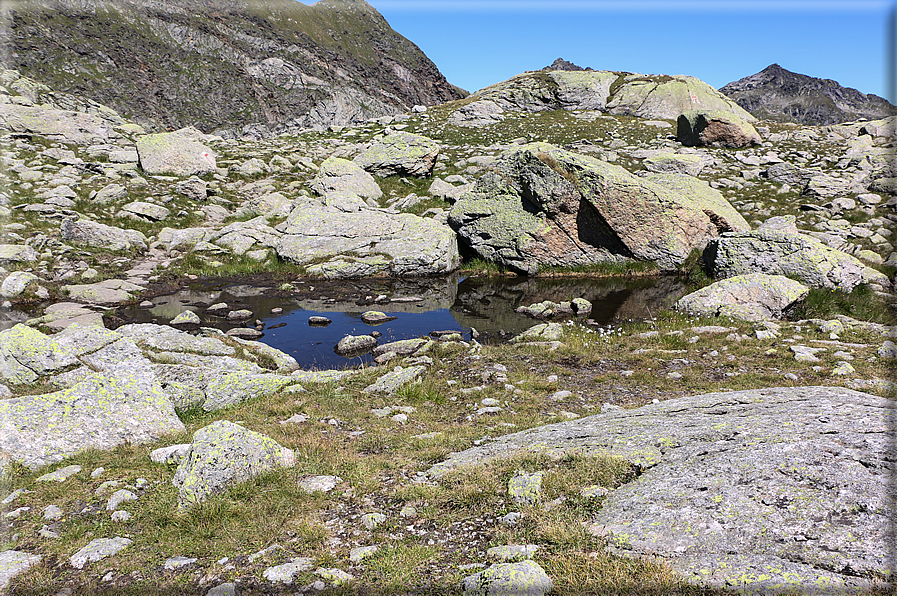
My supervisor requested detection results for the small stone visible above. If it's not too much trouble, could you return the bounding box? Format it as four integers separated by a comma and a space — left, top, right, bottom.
360, 311, 397, 325
43, 505, 63, 521
461, 560, 553, 596
480, 398, 500, 407
499, 512, 521, 526
349, 546, 379, 563
580, 485, 609, 499
2, 489, 30, 505
399, 506, 417, 518
90, 468, 105, 479
263, 558, 315, 584
308, 316, 332, 326
298, 475, 342, 494
831, 361, 856, 376
391, 413, 408, 424
150, 444, 191, 465
486, 544, 540, 562
5, 507, 29, 519
205, 583, 238, 596
549, 390, 572, 400
362, 512, 386, 530
36, 465, 81, 483
667, 372, 683, 379
315, 567, 353, 586
164, 556, 197, 570
111, 511, 131, 522
226, 309, 253, 321
171, 310, 201, 325
70, 537, 132, 569
0, 551, 41, 591
106, 489, 138, 511
281, 413, 309, 425
39, 525, 60, 539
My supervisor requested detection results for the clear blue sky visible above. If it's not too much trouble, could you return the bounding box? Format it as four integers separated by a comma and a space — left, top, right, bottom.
365, 1, 895, 101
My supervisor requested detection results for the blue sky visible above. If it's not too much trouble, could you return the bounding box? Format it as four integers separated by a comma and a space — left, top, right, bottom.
364, 1, 895, 101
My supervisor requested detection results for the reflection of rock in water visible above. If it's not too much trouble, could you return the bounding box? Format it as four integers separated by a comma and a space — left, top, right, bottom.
295, 275, 458, 314
0, 307, 31, 332
450, 276, 686, 337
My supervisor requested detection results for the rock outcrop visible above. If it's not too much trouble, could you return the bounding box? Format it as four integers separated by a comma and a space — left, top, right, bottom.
449, 143, 749, 274
430, 386, 895, 593
448, 70, 754, 125
721, 63, 897, 125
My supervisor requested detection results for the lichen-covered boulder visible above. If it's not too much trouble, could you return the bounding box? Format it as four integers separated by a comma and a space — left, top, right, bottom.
172, 421, 295, 508
136, 131, 216, 176
705, 229, 891, 291
309, 157, 382, 202
0, 368, 185, 470
362, 365, 426, 394
461, 560, 554, 596
354, 131, 439, 178
201, 372, 294, 412
642, 151, 705, 176
677, 109, 762, 148
674, 273, 809, 322
61, 217, 147, 252
275, 205, 459, 278
0, 271, 45, 301
0, 244, 39, 265
0, 324, 78, 385
432, 386, 893, 593
447, 100, 506, 127
449, 143, 748, 274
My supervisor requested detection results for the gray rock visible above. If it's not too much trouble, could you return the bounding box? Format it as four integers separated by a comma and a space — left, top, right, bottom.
61, 217, 147, 252
510, 323, 563, 344
705, 229, 891, 291
360, 310, 397, 325
878, 340, 897, 359
642, 151, 705, 176
70, 537, 132, 569
677, 109, 761, 148
36, 465, 81, 482
119, 201, 170, 222
150, 444, 191, 465
63, 279, 145, 305
42, 505, 63, 521
315, 567, 354, 586
432, 386, 893, 592
461, 560, 553, 596
117, 324, 234, 356
486, 545, 540, 562
276, 205, 458, 278
449, 143, 747, 274
675, 273, 809, 322
175, 176, 208, 202
335, 335, 378, 356
172, 421, 295, 508
355, 131, 439, 178
298, 475, 342, 494
1, 271, 44, 300
136, 131, 216, 176
0, 368, 185, 470
0, 551, 41, 592
508, 471, 543, 506
361, 512, 386, 529
362, 365, 425, 394
0, 244, 39, 265
264, 558, 315, 584
106, 489, 137, 511
0, 324, 78, 385
309, 157, 382, 201
371, 338, 429, 358
205, 583, 239, 596
447, 100, 505, 127
349, 545, 378, 562
202, 372, 293, 412
171, 310, 201, 325
92, 183, 128, 204
164, 556, 197, 570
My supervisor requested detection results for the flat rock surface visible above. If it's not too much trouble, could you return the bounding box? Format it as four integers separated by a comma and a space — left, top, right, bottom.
430, 386, 895, 593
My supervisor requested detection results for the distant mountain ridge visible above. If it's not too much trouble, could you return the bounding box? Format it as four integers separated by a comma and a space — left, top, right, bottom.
720, 63, 897, 125
1, 0, 465, 136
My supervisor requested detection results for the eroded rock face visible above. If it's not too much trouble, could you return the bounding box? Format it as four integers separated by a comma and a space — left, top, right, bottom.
448, 143, 748, 274
677, 109, 762, 148
705, 229, 891, 291
431, 386, 895, 593
172, 421, 294, 508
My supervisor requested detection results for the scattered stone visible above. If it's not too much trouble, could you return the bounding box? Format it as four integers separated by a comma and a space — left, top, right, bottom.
36, 465, 82, 483
486, 545, 540, 562
150, 444, 191, 465
106, 489, 138, 511
677, 109, 761, 148
263, 558, 315, 584
508, 471, 543, 506
316, 567, 353, 586
675, 273, 809, 322
0, 551, 41, 592
362, 365, 425, 394
349, 546, 379, 563
136, 131, 216, 176
111, 510, 131, 522
360, 311, 397, 325
205, 583, 239, 596
362, 512, 386, 530
171, 310, 201, 326
70, 537, 132, 569
308, 316, 332, 326
354, 131, 439, 178
298, 475, 342, 494
335, 334, 377, 356
164, 556, 197, 570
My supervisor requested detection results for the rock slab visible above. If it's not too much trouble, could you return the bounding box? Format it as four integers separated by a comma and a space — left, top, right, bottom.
431, 386, 895, 593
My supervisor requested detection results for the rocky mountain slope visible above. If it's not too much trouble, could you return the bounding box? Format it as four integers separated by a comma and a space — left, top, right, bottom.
721, 63, 897, 126
1, 0, 464, 137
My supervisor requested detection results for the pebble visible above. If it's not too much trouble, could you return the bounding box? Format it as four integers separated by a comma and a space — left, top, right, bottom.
316, 567, 353, 586
2, 489, 30, 505
70, 537, 132, 569
5, 507, 30, 519
349, 545, 379, 563
90, 468, 105, 479
362, 512, 386, 530
263, 558, 315, 584
106, 489, 138, 511
111, 511, 131, 522
499, 512, 522, 526
205, 583, 238, 596
36, 465, 81, 483
164, 556, 197, 570
43, 505, 63, 521
298, 475, 342, 494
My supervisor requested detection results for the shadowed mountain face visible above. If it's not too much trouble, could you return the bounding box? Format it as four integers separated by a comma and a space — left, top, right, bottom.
720, 63, 897, 126
1, 0, 465, 136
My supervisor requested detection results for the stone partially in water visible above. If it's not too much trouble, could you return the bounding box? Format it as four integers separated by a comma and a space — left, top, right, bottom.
335, 335, 378, 356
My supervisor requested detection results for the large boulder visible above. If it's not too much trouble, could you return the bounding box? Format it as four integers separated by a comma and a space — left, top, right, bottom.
447, 100, 506, 128
0, 103, 121, 145
448, 143, 749, 274
0, 244, 39, 265
674, 273, 809, 322
60, 217, 147, 252
677, 109, 762, 148
705, 229, 891, 291
354, 131, 439, 178
136, 131, 217, 176
430, 386, 894, 593
172, 421, 294, 508
275, 205, 459, 278
0, 368, 185, 469
0, 324, 78, 385
309, 157, 382, 202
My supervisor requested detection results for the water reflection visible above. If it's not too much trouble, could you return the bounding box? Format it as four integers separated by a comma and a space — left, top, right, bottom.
110, 274, 687, 370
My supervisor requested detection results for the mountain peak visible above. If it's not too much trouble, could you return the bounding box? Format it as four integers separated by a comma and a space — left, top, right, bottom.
542, 58, 592, 72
